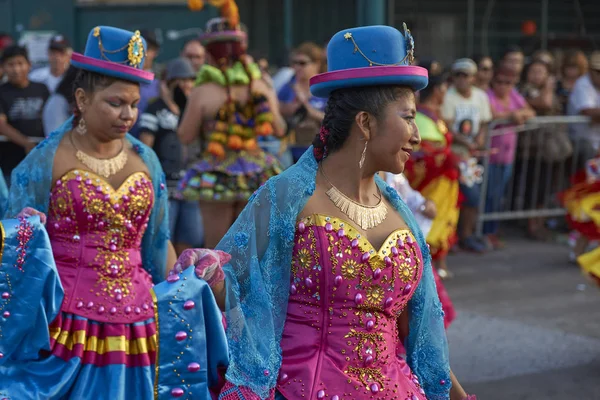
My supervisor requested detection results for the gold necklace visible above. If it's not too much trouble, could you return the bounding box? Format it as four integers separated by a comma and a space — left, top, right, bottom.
70, 132, 129, 178
320, 165, 388, 230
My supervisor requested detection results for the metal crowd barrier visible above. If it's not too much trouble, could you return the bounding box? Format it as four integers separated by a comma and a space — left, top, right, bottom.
475, 115, 593, 236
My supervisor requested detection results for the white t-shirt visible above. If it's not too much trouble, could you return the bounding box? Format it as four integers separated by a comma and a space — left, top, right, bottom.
568, 74, 600, 150
384, 173, 432, 237
29, 67, 63, 94
441, 86, 492, 139
43, 93, 70, 136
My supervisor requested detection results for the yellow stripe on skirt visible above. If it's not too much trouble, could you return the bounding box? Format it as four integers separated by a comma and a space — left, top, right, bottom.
420, 176, 460, 254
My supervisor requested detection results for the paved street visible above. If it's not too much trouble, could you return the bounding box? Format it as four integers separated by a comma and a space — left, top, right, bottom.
445, 233, 600, 399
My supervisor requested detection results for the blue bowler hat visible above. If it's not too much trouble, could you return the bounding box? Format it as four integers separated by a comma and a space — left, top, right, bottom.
71, 26, 154, 84
310, 24, 428, 98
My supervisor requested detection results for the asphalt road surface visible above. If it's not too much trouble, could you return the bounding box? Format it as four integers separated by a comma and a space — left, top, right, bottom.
445, 235, 600, 399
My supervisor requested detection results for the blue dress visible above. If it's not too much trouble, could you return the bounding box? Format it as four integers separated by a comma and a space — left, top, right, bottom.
0, 215, 228, 400
0, 118, 229, 399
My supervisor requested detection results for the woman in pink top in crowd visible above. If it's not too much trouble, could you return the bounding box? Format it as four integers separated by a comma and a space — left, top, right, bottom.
484, 64, 535, 248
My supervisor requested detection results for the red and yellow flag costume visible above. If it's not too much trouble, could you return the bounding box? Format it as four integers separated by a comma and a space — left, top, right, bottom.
404, 106, 461, 260
560, 169, 600, 287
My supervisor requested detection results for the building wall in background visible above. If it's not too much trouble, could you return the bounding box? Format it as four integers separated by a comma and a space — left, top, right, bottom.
0, 0, 598, 68
0, 0, 357, 66
390, 0, 600, 65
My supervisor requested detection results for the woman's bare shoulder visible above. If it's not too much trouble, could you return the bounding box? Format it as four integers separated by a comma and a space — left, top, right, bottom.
51, 133, 75, 181
195, 82, 226, 94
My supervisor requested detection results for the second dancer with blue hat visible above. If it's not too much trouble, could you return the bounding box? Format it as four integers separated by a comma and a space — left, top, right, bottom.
172, 23, 477, 400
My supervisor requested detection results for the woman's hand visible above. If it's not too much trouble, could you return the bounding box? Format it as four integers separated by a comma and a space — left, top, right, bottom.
545, 75, 557, 92
171, 248, 231, 287
449, 370, 475, 400
293, 83, 308, 105
511, 110, 527, 125
512, 108, 535, 125
24, 141, 36, 154
17, 207, 47, 224
421, 200, 437, 219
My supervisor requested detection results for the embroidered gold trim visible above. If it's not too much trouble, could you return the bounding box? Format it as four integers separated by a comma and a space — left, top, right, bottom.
297, 214, 413, 256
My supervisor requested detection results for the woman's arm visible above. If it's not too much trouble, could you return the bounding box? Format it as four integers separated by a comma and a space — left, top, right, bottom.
304, 102, 325, 123
294, 86, 324, 123
474, 123, 489, 149
526, 80, 555, 112
491, 107, 533, 124
177, 86, 204, 145
397, 308, 473, 399
211, 280, 226, 310
450, 370, 469, 400
520, 103, 537, 119
0, 114, 36, 153
139, 132, 155, 148
172, 248, 229, 309
490, 105, 514, 121
280, 101, 302, 118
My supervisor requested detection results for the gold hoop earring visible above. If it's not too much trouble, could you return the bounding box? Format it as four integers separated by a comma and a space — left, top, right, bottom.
359, 141, 368, 169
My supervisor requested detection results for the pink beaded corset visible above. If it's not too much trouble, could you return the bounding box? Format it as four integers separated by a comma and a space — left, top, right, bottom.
46, 170, 155, 324
277, 215, 427, 400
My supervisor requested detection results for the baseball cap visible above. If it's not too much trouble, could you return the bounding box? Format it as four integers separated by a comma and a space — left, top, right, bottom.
452, 58, 477, 75
166, 57, 196, 81
49, 34, 71, 51
140, 29, 160, 49
590, 51, 600, 71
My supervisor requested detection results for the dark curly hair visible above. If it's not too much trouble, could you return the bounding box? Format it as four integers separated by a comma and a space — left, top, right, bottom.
312, 85, 413, 161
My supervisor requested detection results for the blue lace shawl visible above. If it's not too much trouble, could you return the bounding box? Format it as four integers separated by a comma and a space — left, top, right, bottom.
3, 117, 170, 283
217, 148, 451, 400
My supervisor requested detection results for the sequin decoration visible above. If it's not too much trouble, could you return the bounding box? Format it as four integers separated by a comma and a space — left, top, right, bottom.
280, 214, 424, 398
127, 30, 145, 67
291, 248, 313, 275
14, 217, 34, 272
46, 170, 155, 323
